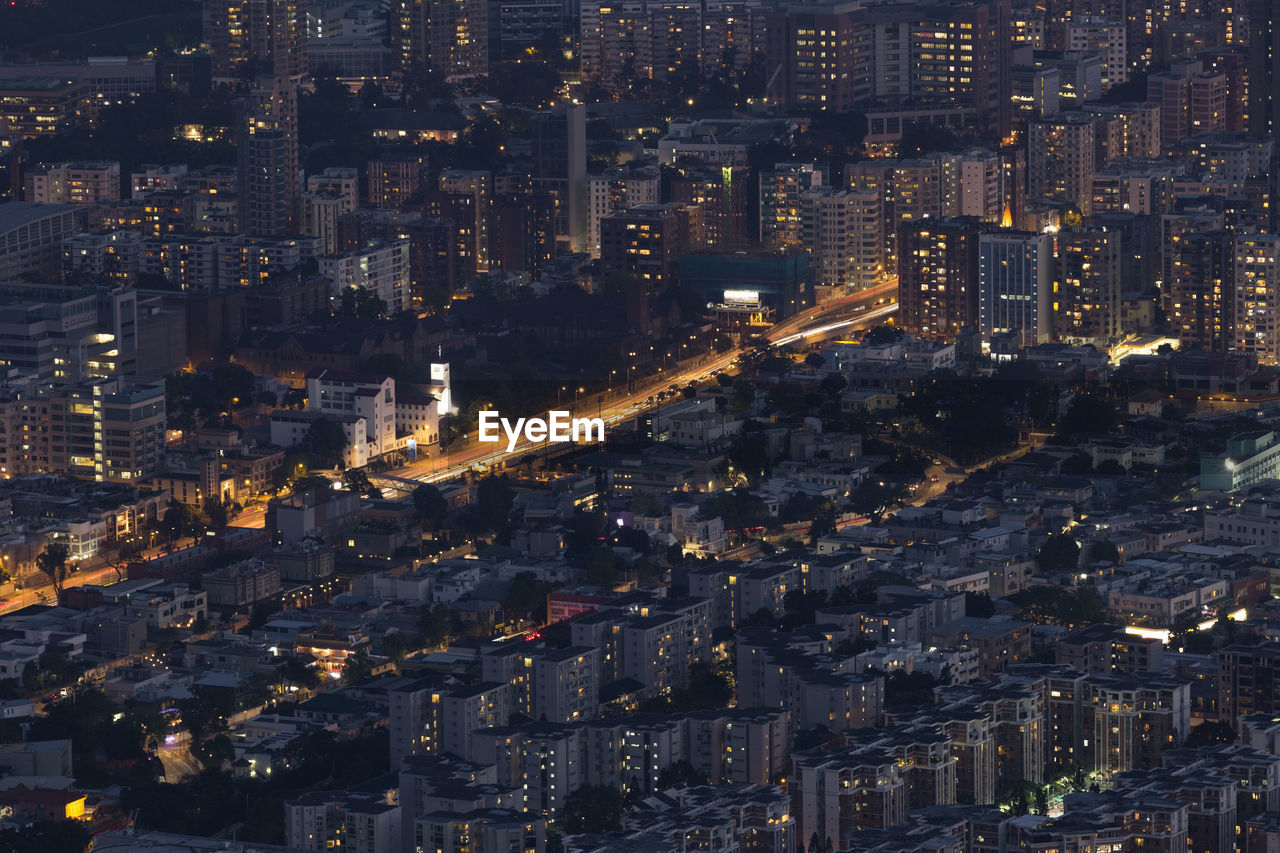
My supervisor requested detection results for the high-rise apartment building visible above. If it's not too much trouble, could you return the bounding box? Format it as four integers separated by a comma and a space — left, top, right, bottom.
1202, 46, 1249, 132
897, 219, 981, 339
909, 0, 1013, 135
367, 156, 426, 211
1056, 226, 1122, 344
1235, 233, 1280, 364
1222, 642, 1280, 722
48, 377, 166, 484
389, 0, 489, 79
489, 192, 558, 276
319, 241, 411, 315
1168, 229, 1235, 351
1147, 60, 1225, 147
1088, 161, 1177, 215
1248, 0, 1280, 139
1065, 16, 1127, 87
24, 162, 120, 205
1161, 205, 1226, 288
236, 80, 299, 237
586, 166, 660, 258
1029, 114, 1097, 214
303, 169, 359, 254
599, 204, 695, 293
1081, 102, 1162, 161
798, 188, 883, 291
957, 150, 1004, 222
762, 2, 870, 113
438, 170, 493, 271
760, 163, 824, 249
531, 104, 587, 253
670, 167, 750, 253
204, 0, 307, 80
1189, 72, 1229, 135
481, 643, 600, 724
979, 231, 1055, 346
580, 0, 763, 85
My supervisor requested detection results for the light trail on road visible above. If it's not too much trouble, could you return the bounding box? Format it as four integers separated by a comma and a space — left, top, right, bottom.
401, 299, 899, 486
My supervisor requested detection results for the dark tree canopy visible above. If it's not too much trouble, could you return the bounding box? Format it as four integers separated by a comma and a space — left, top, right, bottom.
1088, 540, 1120, 564
1058, 389, 1117, 437
412, 484, 449, 528
1037, 533, 1081, 572
561, 785, 624, 834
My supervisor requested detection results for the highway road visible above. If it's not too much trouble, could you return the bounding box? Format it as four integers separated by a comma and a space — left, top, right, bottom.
218, 285, 898, 523
394, 288, 899, 486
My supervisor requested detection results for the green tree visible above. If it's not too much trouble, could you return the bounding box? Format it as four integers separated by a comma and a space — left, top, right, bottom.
342, 649, 373, 684
1181, 720, 1234, 748
701, 489, 769, 533
337, 286, 388, 319
104, 533, 145, 582
505, 571, 546, 623
204, 495, 229, 533
965, 591, 995, 617
631, 491, 663, 517
412, 483, 449, 529
195, 732, 235, 770
162, 498, 199, 544
782, 589, 829, 625
419, 603, 453, 647
0, 821, 93, 853
1088, 540, 1120, 564
656, 759, 710, 788
1011, 583, 1106, 628
27, 689, 147, 760
478, 475, 514, 526
725, 431, 770, 485
561, 784, 623, 833
35, 543, 70, 597
863, 325, 905, 346
177, 695, 226, 745
848, 479, 905, 524
731, 380, 756, 413
1096, 459, 1126, 476
304, 417, 350, 469
883, 669, 940, 708
584, 546, 618, 588
1058, 389, 1117, 437
277, 656, 320, 690
1037, 533, 1081, 572
819, 373, 848, 397
349, 467, 383, 497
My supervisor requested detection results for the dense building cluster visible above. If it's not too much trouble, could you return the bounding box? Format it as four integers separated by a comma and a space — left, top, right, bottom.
5, 0, 1280, 852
